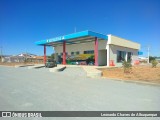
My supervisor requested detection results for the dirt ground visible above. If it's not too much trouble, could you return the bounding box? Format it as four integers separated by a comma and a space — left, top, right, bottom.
0, 62, 43, 66
99, 65, 160, 84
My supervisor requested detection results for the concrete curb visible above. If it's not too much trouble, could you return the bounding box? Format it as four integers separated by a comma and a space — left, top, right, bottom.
57, 65, 102, 78
15, 64, 34, 68
82, 66, 102, 78
28, 64, 44, 69
101, 77, 160, 87
49, 66, 66, 72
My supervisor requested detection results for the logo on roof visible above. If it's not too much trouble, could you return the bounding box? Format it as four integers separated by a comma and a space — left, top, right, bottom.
47, 36, 65, 43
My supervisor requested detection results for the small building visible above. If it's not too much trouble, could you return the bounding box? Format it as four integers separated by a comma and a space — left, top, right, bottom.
35, 30, 140, 66
2, 56, 25, 62
1, 53, 43, 63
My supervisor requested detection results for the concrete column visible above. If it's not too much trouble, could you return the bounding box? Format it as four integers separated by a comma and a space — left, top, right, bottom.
125, 52, 128, 61
107, 34, 111, 67
63, 41, 66, 65
44, 45, 46, 64
94, 37, 98, 66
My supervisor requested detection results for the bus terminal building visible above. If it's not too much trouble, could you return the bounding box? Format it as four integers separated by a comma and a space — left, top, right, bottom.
35, 30, 140, 67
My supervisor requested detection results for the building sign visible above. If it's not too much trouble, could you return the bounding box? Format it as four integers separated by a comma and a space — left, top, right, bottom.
138, 51, 143, 55
47, 36, 65, 43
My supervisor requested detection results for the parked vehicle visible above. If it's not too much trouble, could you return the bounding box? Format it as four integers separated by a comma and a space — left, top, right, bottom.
45, 59, 57, 68
88, 61, 94, 65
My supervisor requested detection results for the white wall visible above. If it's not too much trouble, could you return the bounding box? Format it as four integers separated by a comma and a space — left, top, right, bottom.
109, 35, 140, 50
54, 40, 107, 55
109, 45, 139, 66
98, 50, 107, 66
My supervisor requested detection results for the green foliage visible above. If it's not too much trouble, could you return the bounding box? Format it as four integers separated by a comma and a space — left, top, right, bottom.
151, 60, 158, 68
149, 56, 155, 63
86, 55, 94, 64
66, 60, 72, 64
68, 54, 94, 61
88, 55, 94, 59
48, 53, 55, 60
122, 60, 132, 73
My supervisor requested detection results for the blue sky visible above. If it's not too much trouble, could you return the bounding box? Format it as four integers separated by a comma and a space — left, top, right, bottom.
0, 0, 160, 56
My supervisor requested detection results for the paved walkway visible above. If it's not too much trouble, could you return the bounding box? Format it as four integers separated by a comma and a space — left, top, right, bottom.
54, 67, 87, 78
0, 66, 160, 120
56, 65, 103, 77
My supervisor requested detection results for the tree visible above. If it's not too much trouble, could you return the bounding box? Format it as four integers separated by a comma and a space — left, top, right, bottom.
48, 53, 55, 60
86, 55, 94, 65
149, 56, 155, 63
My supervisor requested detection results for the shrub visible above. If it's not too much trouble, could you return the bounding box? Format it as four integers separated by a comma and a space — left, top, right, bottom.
86, 55, 94, 64
48, 53, 55, 60
149, 56, 155, 63
122, 60, 132, 73
151, 60, 158, 68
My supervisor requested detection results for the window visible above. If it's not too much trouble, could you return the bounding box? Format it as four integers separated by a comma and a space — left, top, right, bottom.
84, 50, 94, 54
61, 52, 67, 56
76, 51, 80, 55
71, 52, 74, 55
117, 51, 126, 62
127, 52, 132, 61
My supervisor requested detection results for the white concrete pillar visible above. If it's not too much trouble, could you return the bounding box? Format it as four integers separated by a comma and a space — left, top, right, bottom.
107, 34, 112, 67
125, 52, 128, 61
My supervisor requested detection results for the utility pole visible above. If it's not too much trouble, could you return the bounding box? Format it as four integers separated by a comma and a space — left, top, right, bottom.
147, 46, 150, 64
